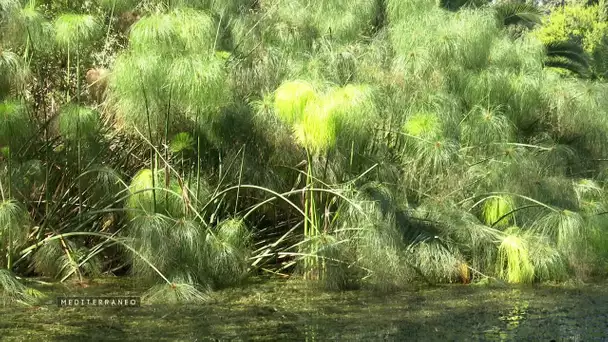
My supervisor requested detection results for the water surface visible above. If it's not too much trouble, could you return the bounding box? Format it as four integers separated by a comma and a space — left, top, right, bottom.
1, 278, 607, 341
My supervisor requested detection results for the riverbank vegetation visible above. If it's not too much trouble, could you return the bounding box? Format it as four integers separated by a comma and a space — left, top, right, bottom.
0, 0, 607, 304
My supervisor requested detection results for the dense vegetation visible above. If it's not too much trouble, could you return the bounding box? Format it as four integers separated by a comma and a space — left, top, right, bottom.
0, 0, 607, 304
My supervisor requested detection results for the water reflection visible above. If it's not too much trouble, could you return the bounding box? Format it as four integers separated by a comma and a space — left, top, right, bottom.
1, 279, 607, 341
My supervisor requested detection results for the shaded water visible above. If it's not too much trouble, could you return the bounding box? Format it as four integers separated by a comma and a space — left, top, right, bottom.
0, 278, 607, 341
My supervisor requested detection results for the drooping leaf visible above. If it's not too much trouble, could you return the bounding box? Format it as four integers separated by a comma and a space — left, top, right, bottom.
494, 3, 542, 29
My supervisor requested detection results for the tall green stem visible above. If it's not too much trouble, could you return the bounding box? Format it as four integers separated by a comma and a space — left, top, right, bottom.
0, 172, 5, 201
195, 110, 201, 204
76, 35, 82, 220
234, 145, 245, 216
7, 226, 12, 270
140, 75, 157, 213
303, 149, 320, 280
164, 89, 172, 206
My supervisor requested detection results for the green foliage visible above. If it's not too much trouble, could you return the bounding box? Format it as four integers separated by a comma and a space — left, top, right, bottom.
126, 168, 189, 217
274, 80, 319, 126
408, 203, 501, 282
323, 84, 378, 143
98, 0, 140, 12
271, 81, 377, 153
312, 193, 409, 291
0, 200, 30, 251
0, 269, 42, 305
497, 227, 535, 284
59, 105, 100, 141
292, 97, 337, 153
0, 0, 20, 28
204, 218, 252, 288
403, 112, 442, 139
265, 0, 380, 43
0, 51, 27, 97
530, 209, 592, 278
6, 159, 44, 201
535, 4, 601, 46
527, 233, 568, 282
125, 165, 251, 290
461, 106, 514, 145
126, 168, 159, 216
54, 14, 102, 52
32, 239, 102, 280
535, 4, 608, 77
493, 2, 542, 29
168, 53, 230, 114
544, 40, 591, 77
2, 4, 54, 53
482, 195, 515, 227
0, 99, 32, 148
216, 218, 251, 250
127, 212, 173, 280
32, 239, 73, 278
170, 132, 194, 154
108, 9, 230, 139
129, 9, 215, 54
142, 281, 210, 304
409, 240, 462, 283
0, 0, 608, 297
